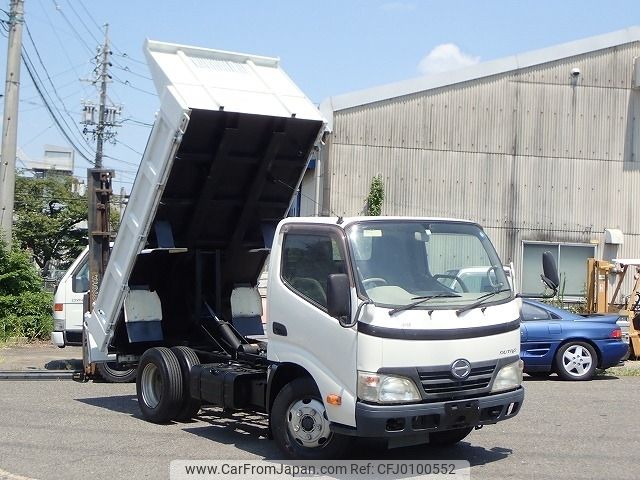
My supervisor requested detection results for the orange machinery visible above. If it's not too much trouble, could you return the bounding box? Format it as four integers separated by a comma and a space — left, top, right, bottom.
585, 258, 640, 359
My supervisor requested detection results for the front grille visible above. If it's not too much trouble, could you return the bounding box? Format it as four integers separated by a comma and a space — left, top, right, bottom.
418, 364, 495, 396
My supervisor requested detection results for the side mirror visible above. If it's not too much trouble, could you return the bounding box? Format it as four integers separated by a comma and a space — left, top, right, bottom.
541, 251, 560, 293
326, 273, 353, 327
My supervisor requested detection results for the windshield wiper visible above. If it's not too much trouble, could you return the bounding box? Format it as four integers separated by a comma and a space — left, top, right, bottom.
389, 293, 462, 316
456, 289, 512, 315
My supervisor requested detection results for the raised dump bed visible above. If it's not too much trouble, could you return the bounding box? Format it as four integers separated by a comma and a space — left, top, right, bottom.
86, 40, 325, 360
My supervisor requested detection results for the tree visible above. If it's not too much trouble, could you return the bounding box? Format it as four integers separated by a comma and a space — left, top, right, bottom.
366, 174, 385, 216
0, 241, 53, 341
14, 174, 88, 272
0, 240, 43, 295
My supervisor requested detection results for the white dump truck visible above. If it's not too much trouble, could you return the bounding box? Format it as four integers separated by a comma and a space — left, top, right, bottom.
84, 40, 558, 459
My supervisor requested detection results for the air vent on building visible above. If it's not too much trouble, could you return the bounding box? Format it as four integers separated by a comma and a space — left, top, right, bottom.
604, 228, 624, 245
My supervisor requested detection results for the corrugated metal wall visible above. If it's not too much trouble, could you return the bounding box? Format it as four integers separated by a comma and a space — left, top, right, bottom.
326, 42, 640, 293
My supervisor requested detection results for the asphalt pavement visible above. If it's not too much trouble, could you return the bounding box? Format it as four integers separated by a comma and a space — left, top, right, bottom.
0, 342, 82, 372
0, 369, 639, 480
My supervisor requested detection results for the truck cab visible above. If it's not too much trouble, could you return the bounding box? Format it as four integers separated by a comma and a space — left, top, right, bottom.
265, 217, 523, 450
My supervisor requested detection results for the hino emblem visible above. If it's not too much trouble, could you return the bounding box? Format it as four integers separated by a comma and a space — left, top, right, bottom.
450, 359, 471, 380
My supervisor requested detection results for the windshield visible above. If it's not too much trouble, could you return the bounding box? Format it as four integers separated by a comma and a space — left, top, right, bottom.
346, 221, 512, 310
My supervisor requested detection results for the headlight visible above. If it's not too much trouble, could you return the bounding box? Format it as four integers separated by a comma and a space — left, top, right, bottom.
357, 371, 421, 403
491, 360, 523, 393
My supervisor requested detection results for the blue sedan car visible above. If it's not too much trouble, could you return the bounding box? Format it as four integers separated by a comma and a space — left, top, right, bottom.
520, 299, 628, 380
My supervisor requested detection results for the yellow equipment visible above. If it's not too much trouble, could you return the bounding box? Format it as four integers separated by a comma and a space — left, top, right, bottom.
585, 258, 640, 359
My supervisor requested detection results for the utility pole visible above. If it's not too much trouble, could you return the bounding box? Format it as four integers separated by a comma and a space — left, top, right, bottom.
0, 0, 25, 247
82, 24, 120, 306
94, 24, 109, 168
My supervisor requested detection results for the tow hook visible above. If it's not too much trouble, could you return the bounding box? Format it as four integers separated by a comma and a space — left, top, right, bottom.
474, 425, 483, 430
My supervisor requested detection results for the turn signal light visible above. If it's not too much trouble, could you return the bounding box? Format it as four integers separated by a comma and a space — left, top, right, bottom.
54, 303, 64, 312
326, 394, 342, 406
610, 328, 622, 339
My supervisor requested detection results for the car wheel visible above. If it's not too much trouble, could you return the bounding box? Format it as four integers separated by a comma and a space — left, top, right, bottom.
555, 341, 598, 381
428, 427, 473, 446
96, 362, 137, 383
271, 377, 349, 459
136, 347, 183, 423
170, 346, 202, 421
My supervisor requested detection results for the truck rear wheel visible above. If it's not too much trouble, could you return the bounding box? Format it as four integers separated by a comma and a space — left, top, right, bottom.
170, 346, 202, 421
136, 347, 183, 423
96, 362, 137, 383
271, 377, 349, 459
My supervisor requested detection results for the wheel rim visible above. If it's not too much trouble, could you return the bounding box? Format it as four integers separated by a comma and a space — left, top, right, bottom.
141, 363, 162, 408
286, 397, 332, 449
562, 345, 593, 377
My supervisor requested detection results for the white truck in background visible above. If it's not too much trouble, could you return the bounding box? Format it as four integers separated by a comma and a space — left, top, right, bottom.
52, 246, 136, 382
83, 39, 559, 459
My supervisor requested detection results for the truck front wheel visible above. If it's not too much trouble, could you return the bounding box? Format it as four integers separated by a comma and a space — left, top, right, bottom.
271, 377, 349, 459
136, 347, 183, 423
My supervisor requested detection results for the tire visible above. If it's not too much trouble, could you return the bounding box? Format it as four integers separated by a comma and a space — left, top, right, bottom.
170, 346, 202, 421
428, 427, 473, 446
96, 362, 137, 383
526, 371, 551, 378
136, 347, 183, 423
271, 377, 349, 460
554, 341, 598, 381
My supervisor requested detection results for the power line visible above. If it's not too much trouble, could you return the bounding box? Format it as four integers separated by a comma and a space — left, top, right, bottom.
111, 72, 156, 96
103, 155, 139, 167
63, 0, 101, 46
23, 19, 95, 154
112, 63, 152, 81
117, 140, 142, 156
50, 0, 94, 54
35, 0, 89, 97
21, 50, 95, 164
21, 47, 94, 158
121, 117, 153, 128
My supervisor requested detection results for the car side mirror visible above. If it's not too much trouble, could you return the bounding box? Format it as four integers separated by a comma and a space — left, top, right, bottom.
327, 273, 353, 327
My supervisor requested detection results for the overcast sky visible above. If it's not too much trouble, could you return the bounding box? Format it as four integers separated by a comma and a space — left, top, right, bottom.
1, 0, 639, 193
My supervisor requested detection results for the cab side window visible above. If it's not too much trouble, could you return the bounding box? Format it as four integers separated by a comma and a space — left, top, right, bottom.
282, 232, 345, 309
72, 260, 89, 293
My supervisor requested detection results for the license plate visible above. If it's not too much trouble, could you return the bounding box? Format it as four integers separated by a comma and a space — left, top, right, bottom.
443, 400, 480, 427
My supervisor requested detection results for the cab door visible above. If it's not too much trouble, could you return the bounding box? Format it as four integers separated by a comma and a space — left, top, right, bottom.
267, 224, 358, 427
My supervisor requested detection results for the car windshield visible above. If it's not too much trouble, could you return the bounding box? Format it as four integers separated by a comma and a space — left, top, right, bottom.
346, 220, 512, 310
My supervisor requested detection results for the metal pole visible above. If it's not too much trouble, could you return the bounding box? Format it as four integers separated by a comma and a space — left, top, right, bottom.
87, 168, 114, 307
94, 24, 110, 169
0, 0, 25, 246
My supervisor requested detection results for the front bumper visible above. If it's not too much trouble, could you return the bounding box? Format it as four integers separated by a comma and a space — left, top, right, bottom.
332, 387, 524, 438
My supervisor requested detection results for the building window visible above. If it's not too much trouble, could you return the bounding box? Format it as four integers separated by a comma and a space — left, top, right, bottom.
522, 242, 596, 298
